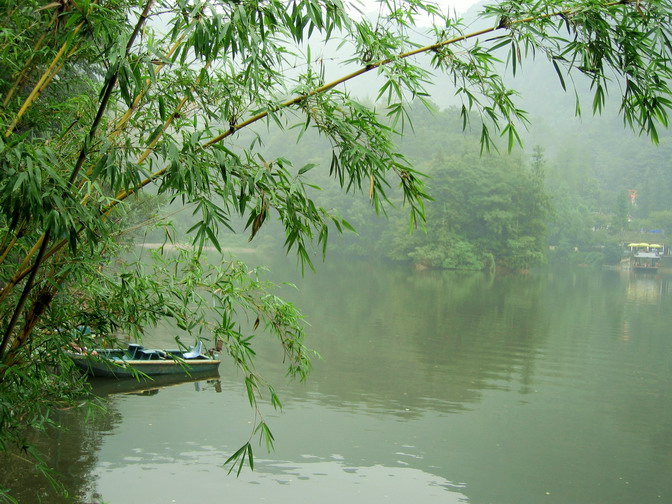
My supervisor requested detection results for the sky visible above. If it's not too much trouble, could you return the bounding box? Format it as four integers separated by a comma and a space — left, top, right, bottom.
443, 0, 482, 15
359, 0, 483, 19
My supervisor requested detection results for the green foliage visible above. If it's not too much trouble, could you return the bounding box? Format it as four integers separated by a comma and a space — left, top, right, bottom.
612, 190, 630, 232
441, 240, 485, 271
310, 105, 551, 271
397, 147, 552, 271
603, 240, 626, 265
1, 0, 671, 495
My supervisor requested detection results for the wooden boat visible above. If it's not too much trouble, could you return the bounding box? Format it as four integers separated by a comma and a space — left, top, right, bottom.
68, 342, 221, 378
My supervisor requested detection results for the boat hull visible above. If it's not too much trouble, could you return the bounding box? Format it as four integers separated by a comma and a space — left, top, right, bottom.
68, 352, 221, 378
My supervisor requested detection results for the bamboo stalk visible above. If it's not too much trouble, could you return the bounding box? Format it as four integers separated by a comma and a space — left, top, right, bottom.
1, 8, 60, 106
0, 234, 46, 304
0, 55, 73, 265
71, 31, 192, 210
2, 34, 48, 107
68, 0, 156, 187
17, 57, 214, 279
4, 283, 57, 368
204, 0, 637, 147
79, 58, 213, 210
0, 235, 18, 267
137, 62, 214, 163
4, 22, 85, 137
1, 8, 184, 275
0, 229, 51, 361
108, 4, 207, 139
74, 33, 189, 198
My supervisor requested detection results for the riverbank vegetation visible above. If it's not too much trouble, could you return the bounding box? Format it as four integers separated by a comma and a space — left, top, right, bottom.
2, 0, 672, 499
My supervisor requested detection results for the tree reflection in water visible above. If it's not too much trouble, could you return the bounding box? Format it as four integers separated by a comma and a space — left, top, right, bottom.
0, 375, 221, 503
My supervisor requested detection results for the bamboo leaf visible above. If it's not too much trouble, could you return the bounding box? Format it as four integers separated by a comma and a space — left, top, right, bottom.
552, 59, 566, 91
246, 443, 254, 471
298, 163, 317, 175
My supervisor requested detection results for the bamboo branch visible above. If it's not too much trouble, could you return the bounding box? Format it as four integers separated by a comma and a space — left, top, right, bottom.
203, 0, 639, 148
0, 45, 78, 270
3, 54, 206, 294
0, 0, 646, 304
108, 4, 207, 139
0, 235, 18, 267
101, 0, 643, 218
0, 235, 46, 304
4, 285, 57, 368
55, 0, 649, 227
113, 8, 564, 200
1, 8, 61, 106
0, 228, 52, 361
2, 1, 107, 131
4, 22, 85, 137
108, 33, 187, 139
2, 33, 49, 107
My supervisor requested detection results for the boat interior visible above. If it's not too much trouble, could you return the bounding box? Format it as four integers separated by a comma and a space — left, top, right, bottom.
104, 343, 210, 361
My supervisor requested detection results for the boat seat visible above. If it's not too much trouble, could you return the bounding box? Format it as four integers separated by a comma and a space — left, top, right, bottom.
137, 349, 162, 360
183, 341, 205, 359
125, 343, 144, 359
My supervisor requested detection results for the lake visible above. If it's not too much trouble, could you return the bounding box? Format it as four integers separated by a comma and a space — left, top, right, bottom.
3, 260, 672, 503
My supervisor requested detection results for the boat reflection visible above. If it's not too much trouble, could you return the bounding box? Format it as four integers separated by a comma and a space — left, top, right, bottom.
625, 272, 663, 304
88, 371, 222, 397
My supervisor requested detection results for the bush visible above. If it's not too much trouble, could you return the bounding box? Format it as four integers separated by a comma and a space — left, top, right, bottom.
441, 241, 484, 271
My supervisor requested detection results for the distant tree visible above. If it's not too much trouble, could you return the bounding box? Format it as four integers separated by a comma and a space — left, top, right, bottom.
430, 152, 551, 270
531, 145, 546, 180
603, 239, 626, 265
1, 0, 672, 494
613, 190, 631, 232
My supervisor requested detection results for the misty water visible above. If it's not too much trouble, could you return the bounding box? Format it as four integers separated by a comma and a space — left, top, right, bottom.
5, 259, 672, 504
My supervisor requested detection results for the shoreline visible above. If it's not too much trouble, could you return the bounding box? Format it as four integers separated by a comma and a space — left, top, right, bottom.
137, 242, 257, 254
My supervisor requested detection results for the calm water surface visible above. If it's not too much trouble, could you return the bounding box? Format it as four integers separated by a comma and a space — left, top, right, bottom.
5, 261, 672, 503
